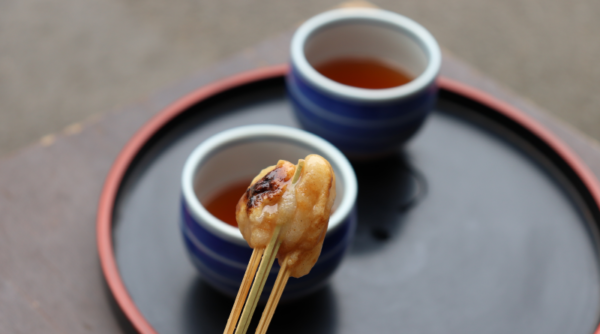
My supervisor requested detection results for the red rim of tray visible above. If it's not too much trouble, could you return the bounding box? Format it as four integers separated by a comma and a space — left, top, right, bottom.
96, 64, 600, 334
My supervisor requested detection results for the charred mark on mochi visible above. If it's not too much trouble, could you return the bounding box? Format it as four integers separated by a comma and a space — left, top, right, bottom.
246, 166, 291, 209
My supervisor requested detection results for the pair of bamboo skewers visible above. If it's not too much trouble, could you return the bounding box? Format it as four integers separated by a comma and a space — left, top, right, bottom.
223, 161, 304, 334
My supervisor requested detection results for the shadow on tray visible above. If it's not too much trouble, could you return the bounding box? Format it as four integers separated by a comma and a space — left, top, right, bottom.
349, 152, 427, 255
183, 279, 338, 334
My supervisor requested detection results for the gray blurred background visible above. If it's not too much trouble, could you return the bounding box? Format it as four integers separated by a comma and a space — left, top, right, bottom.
1, 0, 599, 159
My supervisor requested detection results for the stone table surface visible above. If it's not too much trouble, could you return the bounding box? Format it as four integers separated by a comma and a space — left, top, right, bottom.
1, 32, 600, 334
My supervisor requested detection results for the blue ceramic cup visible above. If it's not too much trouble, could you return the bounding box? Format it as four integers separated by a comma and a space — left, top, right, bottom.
287, 8, 441, 159
181, 125, 358, 301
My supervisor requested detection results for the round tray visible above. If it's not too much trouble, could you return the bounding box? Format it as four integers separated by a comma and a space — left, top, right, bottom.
98, 65, 600, 334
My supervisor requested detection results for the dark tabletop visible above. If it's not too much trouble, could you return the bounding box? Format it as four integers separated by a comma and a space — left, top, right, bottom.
1, 31, 600, 334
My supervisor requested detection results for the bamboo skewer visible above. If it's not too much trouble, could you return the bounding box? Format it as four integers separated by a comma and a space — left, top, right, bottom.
235, 226, 282, 334
224, 248, 264, 334
255, 255, 291, 334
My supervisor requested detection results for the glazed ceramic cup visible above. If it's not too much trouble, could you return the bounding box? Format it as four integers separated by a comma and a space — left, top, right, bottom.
287, 8, 441, 159
181, 125, 358, 301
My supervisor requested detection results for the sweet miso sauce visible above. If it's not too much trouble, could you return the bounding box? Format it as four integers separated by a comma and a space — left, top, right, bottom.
203, 179, 251, 228
314, 57, 413, 89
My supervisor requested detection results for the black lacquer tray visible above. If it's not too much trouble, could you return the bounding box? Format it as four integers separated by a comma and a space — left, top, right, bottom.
97, 65, 600, 334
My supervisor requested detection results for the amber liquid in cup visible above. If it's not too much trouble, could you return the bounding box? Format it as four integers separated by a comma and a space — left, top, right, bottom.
315, 57, 413, 89
203, 179, 251, 228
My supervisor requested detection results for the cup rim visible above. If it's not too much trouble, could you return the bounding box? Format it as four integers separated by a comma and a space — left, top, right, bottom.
181, 124, 358, 246
290, 7, 441, 102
